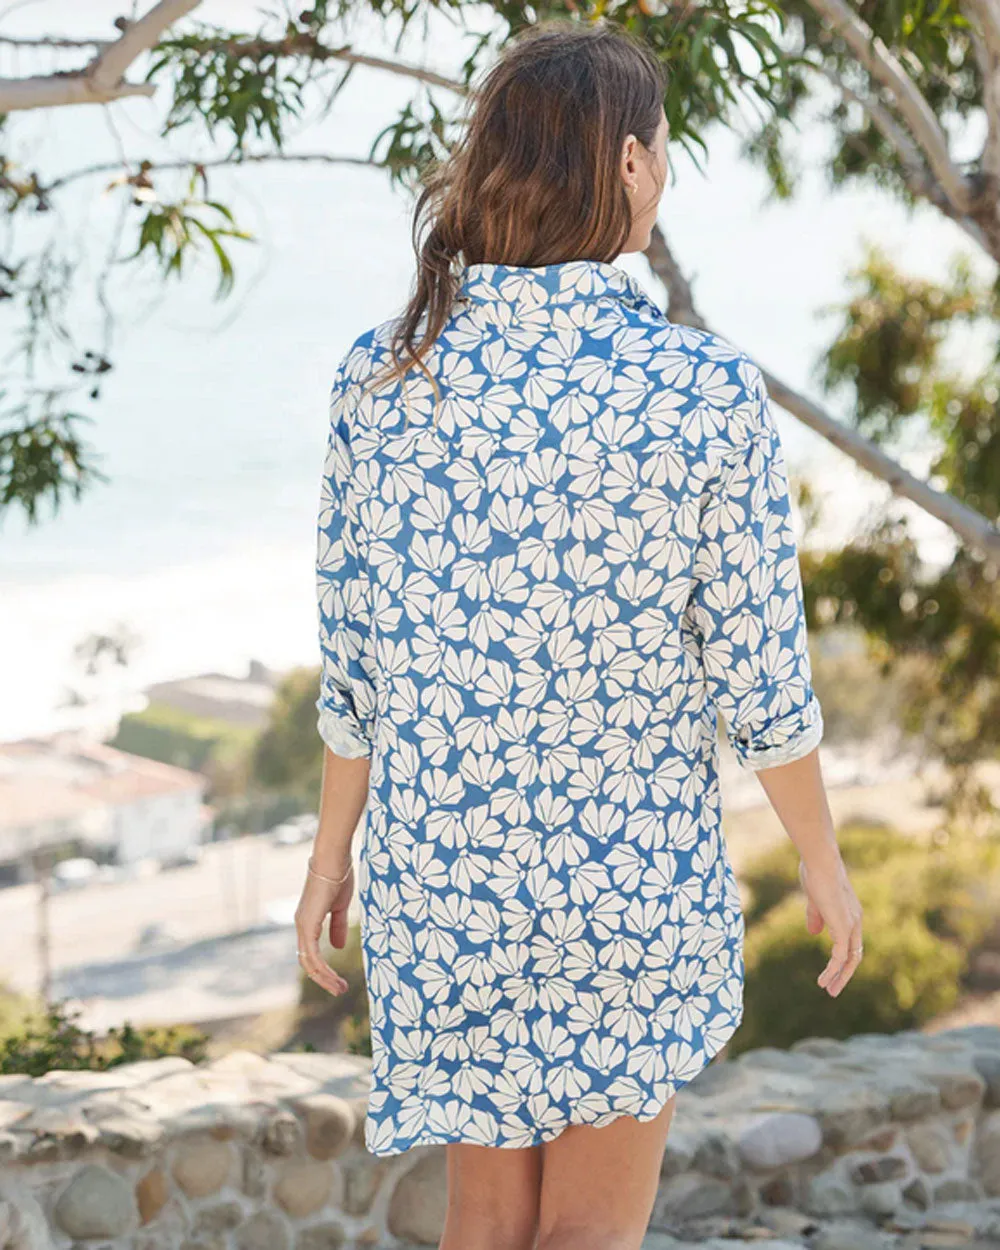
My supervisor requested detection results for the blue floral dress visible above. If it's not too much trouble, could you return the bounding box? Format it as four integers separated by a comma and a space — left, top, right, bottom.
314, 257, 823, 1158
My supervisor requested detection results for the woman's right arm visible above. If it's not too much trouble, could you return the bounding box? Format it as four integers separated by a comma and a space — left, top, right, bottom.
686, 357, 863, 998
754, 746, 864, 998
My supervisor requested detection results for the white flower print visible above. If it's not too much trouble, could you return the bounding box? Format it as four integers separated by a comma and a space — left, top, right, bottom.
315, 257, 823, 1157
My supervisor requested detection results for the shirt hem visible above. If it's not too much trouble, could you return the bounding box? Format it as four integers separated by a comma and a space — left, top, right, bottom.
361, 1004, 745, 1158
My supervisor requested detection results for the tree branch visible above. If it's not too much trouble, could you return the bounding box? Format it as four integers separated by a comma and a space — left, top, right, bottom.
961, 0, 1000, 63
0, 0, 201, 113
42, 151, 385, 196
804, 0, 973, 214
205, 30, 466, 94
810, 62, 989, 249
964, 5, 1000, 182
643, 223, 1000, 563
0, 36, 112, 49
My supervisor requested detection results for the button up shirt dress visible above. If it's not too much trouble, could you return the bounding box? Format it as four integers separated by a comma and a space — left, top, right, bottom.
314, 257, 824, 1158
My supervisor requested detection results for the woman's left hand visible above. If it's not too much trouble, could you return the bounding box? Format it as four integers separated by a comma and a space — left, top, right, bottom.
294, 863, 354, 996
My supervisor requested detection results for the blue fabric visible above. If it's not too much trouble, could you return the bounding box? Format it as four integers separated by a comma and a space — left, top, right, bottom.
314, 257, 823, 1156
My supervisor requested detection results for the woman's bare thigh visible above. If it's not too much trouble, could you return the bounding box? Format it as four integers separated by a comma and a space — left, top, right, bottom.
536, 1095, 678, 1250
439, 1140, 543, 1250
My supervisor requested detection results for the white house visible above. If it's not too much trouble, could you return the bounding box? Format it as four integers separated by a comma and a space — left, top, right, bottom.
0, 734, 208, 882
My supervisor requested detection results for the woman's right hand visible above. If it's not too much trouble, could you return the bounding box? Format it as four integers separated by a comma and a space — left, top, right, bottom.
798, 855, 864, 997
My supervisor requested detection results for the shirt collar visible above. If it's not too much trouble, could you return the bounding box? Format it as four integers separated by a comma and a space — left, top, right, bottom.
454, 257, 664, 319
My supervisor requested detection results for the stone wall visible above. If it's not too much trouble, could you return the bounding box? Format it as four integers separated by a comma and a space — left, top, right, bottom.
3, 1025, 1000, 1249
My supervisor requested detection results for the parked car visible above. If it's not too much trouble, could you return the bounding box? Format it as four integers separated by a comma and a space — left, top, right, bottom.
50, 857, 100, 891
135, 922, 181, 951
269, 814, 317, 846
160, 845, 204, 870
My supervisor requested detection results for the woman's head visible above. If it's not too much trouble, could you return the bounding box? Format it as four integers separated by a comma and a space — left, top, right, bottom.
438, 21, 669, 267
376, 18, 669, 397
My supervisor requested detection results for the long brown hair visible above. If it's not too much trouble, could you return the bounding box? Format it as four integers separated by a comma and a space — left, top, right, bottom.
369, 18, 668, 418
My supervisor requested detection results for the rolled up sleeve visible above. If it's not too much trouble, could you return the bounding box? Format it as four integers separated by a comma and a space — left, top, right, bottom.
687, 365, 823, 771
315, 364, 377, 759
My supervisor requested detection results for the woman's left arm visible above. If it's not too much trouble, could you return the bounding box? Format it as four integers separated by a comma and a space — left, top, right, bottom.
295, 360, 377, 997
295, 747, 369, 997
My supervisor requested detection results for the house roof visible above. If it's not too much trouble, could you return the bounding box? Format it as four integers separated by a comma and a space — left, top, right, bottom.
0, 735, 205, 833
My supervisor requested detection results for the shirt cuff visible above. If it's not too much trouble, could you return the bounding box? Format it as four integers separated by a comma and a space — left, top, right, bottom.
730, 693, 824, 771
317, 706, 372, 759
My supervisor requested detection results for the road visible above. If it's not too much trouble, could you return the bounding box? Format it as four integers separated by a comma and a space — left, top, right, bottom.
0, 836, 363, 1031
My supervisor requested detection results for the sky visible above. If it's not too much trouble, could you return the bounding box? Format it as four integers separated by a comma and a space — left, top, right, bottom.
0, 0, 989, 741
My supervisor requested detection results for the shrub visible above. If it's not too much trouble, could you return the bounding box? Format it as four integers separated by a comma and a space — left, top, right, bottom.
734, 822, 1000, 1053
0, 1000, 209, 1077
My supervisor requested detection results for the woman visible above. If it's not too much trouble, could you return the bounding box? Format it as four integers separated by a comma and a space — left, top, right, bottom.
296, 18, 863, 1250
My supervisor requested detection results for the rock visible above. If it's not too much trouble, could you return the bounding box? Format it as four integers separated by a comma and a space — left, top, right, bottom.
685, 1063, 746, 1098
692, 1130, 740, 1179
953, 1116, 974, 1144
293, 1095, 355, 1161
932, 1178, 980, 1202
944, 1025, 1000, 1050
738, 1112, 822, 1171
850, 1156, 908, 1184
804, 1171, 856, 1217
922, 1215, 978, 1238
901, 1177, 929, 1210
296, 1224, 347, 1250
273, 1159, 338, 1218
975, 1110, 1000, 1196
904, 1123, 953, 1173
96, 1111, 164, 1158
242, 1147, 267, 1199
758, 1206, 818, 1237
758, 1175, 796, 1207
858, 1180, 900, 1217
192, 1200, 245, 1235
973, 1051, 1000, 1108
53, 1163, 136, 1238
21, 1108, 99, 1156
388, 1151, 448, 1244
811, 1219, 891, 1250
738, 1048, 816, 1074
926, 1069, 986, 1110
790, 1037, 849, 1059
886, 1079, 941, 1121
854, 1127, 898, 1152
760, 1175, 795, 1205
262, 1110, 304, 1155
342, 1153, 390, 1216
207, 1050, 273, 1077
171, 1138, 234, 1198
659, 1128, 698, 1178
236, 1211, 292, 1250
136, 1167, 169, 1224
0, 1186, 49, 1250
344, 1095, 369, 1147
656, 1175, 737, 1222
730, 1176, 755, 1218
814, 1086, 890, 1150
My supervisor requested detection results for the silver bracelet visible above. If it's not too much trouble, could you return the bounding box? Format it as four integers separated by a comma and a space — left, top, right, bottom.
307, 856, 353, 886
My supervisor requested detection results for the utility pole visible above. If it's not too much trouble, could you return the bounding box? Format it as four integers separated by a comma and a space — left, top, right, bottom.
33, 850, 52, 1004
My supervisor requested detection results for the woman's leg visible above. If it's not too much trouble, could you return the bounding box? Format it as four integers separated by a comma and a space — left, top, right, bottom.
439, 1141, 543, 1250
535, 1095, 678, 1250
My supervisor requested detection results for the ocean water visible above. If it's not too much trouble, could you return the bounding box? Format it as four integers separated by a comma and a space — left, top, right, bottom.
0, 1, 974, 741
